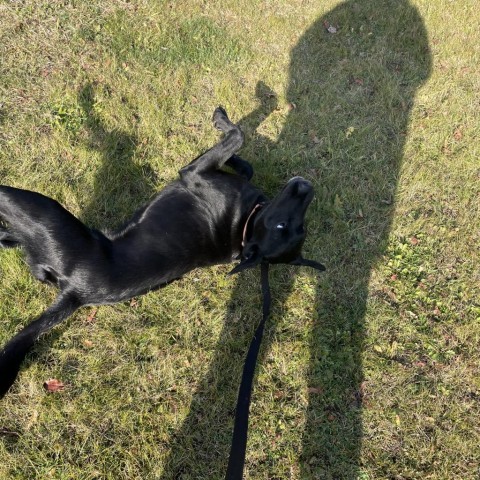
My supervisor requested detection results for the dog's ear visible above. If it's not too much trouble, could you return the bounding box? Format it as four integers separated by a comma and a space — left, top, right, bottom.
229, 249, 262, 275
290, 256, 326, 271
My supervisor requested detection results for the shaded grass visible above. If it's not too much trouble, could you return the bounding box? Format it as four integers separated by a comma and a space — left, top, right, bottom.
0, 0, 479, 479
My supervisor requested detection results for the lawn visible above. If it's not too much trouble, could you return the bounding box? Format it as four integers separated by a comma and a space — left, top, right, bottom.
0, 0, 479, 478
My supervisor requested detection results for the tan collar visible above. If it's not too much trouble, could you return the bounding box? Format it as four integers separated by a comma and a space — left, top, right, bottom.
241, 203, 264, 247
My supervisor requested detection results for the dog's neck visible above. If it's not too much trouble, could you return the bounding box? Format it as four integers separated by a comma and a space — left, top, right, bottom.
241, 202, 265, 247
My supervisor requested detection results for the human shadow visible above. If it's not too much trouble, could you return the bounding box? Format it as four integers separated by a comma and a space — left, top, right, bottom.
159, 0, 431, 478
77, 83, 157, 229
292, 1, 432, 478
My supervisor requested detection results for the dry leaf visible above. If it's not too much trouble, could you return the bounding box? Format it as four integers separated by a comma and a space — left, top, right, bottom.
382, 287, 398, 303
83, 339, 94, 348
307, 386, 323, 395
410, 236, 419, 245
43, 379, 65, 393
130, 298, 139, 308
323, 21, 337, 33
309, 130, 321, 144
86, 308, 98, 323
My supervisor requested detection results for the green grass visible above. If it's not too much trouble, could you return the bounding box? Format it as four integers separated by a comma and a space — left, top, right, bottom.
1, 0, 479, 478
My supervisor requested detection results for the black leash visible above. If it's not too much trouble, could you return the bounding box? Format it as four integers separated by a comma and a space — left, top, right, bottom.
225, 262, 271, 480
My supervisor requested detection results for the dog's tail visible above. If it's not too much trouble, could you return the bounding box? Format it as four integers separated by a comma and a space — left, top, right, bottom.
0, 292, 81, 398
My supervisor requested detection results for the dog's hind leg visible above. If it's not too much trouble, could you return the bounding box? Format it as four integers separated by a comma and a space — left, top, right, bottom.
180, 107, 244, 176
0, 292, 81, 398
225, 154, 254, 181
0, 186, 102, 276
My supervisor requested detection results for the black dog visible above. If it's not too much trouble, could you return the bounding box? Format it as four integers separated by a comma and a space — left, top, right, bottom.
0, 107, 324, 398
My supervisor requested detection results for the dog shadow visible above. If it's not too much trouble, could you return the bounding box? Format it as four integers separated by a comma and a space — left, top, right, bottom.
158, 0, 431, 478
77, 83, 157, 229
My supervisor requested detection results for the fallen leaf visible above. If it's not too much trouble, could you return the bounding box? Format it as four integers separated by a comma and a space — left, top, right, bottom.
309, 130, 321, 144
86, 308, 98, 323
43, 379, 65, 393
382, 287, 398, 303
410, 236, 419, 245
287, 102, 297, 111
453, 128, 463, 141
323, 21, 337, 33
441, 143, 452, 155
345, 126, 355, 138
83, 339, 94, 348
307, 386, 323, 395
390, 274, 398, 281
359, 381, 367, 394
130, 298, 139, 308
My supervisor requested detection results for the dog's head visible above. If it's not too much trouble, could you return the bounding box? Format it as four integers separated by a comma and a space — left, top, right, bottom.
230, 177, 325, 274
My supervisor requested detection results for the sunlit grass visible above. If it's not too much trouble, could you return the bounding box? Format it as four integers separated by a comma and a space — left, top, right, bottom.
0, 0, 479, 478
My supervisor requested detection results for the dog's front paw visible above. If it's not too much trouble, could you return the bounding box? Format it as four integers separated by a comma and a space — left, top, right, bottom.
212, 106, 231, 132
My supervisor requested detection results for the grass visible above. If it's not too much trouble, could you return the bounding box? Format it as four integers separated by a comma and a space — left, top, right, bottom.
0, 0, 479, 478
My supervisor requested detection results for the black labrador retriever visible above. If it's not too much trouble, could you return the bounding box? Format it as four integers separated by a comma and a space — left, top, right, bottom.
0, 107, 324, 398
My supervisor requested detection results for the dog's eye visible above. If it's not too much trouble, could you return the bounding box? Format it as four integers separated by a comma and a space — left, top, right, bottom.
276, 222, 287, 230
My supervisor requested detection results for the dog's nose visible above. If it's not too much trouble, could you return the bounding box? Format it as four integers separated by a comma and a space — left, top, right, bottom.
288, 176, 312, 195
